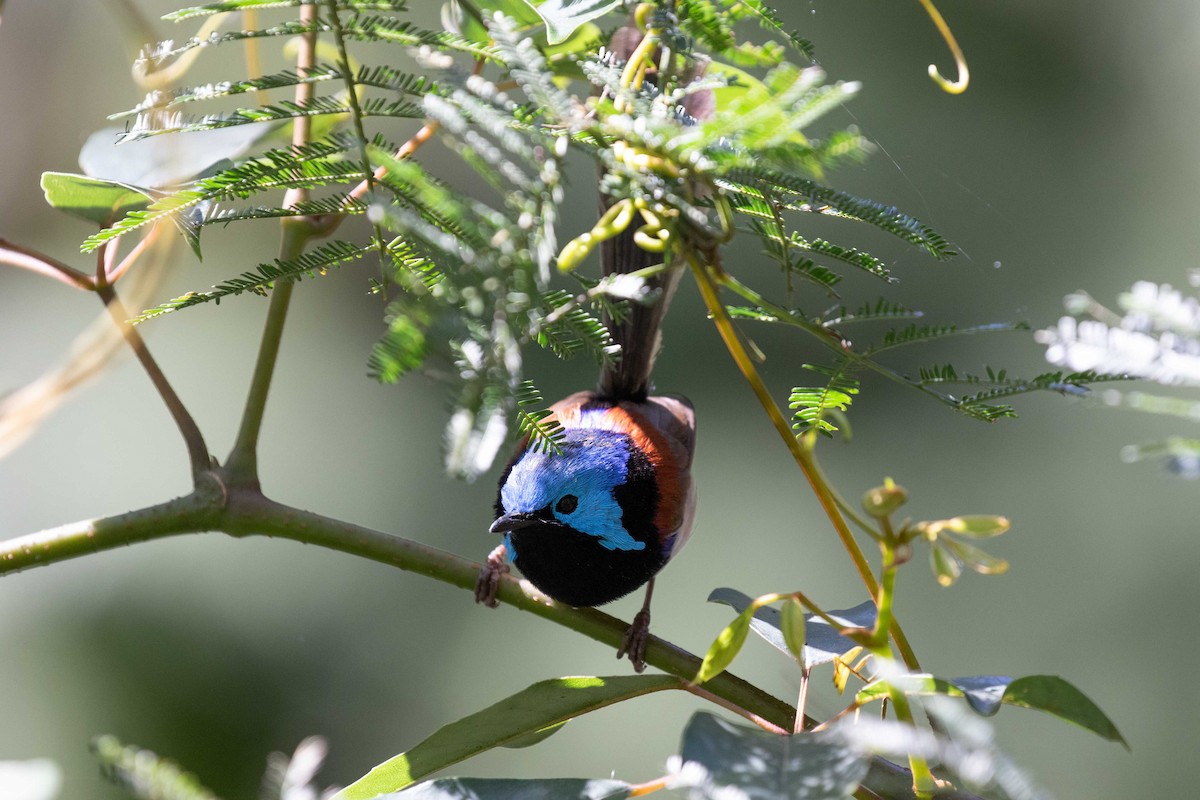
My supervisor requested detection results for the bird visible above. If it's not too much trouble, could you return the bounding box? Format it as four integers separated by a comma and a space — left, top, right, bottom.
473, 259, 696, 668
475, 381, 696, 673
473, 14, 707, 672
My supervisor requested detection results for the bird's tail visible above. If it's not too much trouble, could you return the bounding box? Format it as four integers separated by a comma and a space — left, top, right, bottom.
595, 223, 682, 403
595, 16, 712, 403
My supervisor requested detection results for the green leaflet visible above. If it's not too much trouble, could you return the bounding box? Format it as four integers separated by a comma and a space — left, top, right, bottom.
333, 676, 684, 800
856, 674, 1127, 748
41, 173, 152, 227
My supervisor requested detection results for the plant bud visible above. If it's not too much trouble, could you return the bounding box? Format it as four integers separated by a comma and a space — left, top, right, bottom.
862, 478, 907, 518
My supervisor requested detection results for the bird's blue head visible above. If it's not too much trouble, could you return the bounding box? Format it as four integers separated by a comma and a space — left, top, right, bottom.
491, 424, 667, 606
498, 429, 645, 553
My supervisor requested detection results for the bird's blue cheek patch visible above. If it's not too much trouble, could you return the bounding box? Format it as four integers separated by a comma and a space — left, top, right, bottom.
501, 431, 645, 553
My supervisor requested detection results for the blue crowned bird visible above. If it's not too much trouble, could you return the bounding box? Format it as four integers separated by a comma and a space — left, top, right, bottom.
474, 251, 696, 670
474, 17, 708, 671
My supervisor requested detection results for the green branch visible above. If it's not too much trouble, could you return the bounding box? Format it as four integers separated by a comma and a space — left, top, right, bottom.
0, 480, 792, 729
689, 255, 923, 672
225, 2, 320, 485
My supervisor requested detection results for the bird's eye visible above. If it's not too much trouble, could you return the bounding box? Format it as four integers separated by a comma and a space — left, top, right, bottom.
556, 494, 579, 514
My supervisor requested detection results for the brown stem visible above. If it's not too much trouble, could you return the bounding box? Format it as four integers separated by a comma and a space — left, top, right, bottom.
105, 225, 162, 284
0, 238, 95, 291
96, 282, 211, 477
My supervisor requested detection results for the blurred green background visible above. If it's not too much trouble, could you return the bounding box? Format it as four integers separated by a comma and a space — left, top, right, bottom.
1, 1, 1196, 797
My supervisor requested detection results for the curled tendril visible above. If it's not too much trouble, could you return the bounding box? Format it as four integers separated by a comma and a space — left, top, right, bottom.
916, 0, 969, 95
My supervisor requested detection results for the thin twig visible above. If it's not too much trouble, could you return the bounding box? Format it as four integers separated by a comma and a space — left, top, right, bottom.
105, 225, 163, 284
0, 238, 95, 291
96, 281, 211, 476
685, 684, 789, 735
688, 254, 923, 671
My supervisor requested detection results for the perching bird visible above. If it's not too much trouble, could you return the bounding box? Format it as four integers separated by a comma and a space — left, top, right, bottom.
473, 15, 708, 671
474, 324, 696, 671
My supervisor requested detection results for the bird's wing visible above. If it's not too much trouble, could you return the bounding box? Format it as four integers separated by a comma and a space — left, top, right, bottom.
639, 394, 696, 470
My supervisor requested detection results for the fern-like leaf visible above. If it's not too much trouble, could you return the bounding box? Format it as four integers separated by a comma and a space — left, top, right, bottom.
200, 194, 366, 227
868, 322, 1029, 354
165, 0, 409, 21
141, 16, 494, 69
819, 299, 922, 327
725, 171, 956, 260
123, 95, 420, 141
82, 133, 373, 253
515, 380, 565, 455
536, 290, 620, 364
790, 363, 860, 436
730, 0, 815, 59
131, 240, 373, 322
369, 306, 429, 383
92, 735, 220, 800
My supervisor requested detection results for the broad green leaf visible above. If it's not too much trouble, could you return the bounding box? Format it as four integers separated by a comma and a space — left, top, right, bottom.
542, 21, 602, 59
708, 588, 876, 670
334, 675, 684, 800
446, 0, 543, 44
381, 778, 630, 800
500, 721, 567, 749
680, 713, 869, 800
40, 173, 152, 227
856, 674, 1127, 748
1002, 675, 1128, 748
523, 0, 622, 44
693, 605, 755, 684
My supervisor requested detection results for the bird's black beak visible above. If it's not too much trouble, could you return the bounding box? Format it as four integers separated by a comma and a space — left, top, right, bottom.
489, 512, 540, 534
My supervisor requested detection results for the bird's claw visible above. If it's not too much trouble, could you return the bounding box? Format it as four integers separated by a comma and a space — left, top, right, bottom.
474, 544, 509, 608
617, 608, 652, 672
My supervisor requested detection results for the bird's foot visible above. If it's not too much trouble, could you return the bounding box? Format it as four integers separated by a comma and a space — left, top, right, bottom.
617, 608, 652, 673
474, 544, 509, 608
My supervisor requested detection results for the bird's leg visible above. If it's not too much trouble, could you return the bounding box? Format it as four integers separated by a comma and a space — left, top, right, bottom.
617, 578, 655, 672
474, 543, 510, 608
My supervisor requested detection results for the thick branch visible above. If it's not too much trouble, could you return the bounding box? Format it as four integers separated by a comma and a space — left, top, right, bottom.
0, 484, 791, 728
0, 484, 974, 799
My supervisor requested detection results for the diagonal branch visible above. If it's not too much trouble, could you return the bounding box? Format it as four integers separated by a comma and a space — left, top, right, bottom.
0, 484, 794, 729
0, 481, 964, 800
0, 237, 95, 291
96, 281, 212, 477
688, 253, 922, 671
